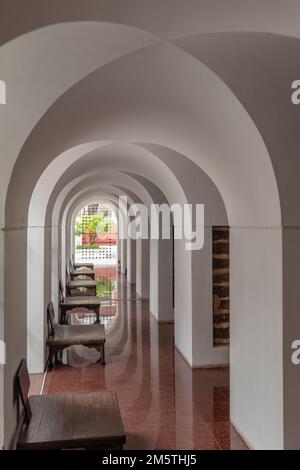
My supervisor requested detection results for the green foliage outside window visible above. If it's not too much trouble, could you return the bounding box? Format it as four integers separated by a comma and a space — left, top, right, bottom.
75, 214, 112, 245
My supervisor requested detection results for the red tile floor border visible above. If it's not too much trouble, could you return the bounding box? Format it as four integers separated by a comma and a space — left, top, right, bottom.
44, 270, 247, 450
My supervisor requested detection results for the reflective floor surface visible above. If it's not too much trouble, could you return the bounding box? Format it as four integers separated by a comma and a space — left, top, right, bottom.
44, 267, 247, 450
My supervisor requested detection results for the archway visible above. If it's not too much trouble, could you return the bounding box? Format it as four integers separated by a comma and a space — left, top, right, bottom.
73, 201, 118, 267
2, 16, 289, 450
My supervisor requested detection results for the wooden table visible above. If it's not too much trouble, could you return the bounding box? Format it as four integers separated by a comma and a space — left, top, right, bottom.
47, 323, 105, 367
17, 391, 126, 450
60, 296, 100, 324
70, 267, 96, 280
66, 279, 97, 296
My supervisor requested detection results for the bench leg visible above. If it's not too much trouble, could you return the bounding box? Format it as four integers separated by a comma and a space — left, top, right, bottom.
101, 344, 105, 366
93, 307, 100, 323
96, 344, 105, 365
48, 347, 55, 369
60, 308, 66, 325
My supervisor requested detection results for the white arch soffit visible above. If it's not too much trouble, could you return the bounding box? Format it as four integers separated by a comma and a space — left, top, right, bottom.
61, 185, 137, 234
52, 175, 133, 228
50, 167, 161, 227
45, 145, 225, 236
61, 190, 122, 226
49, 158, 183, 235
29, 142, 110, 226
66, 188, 136, 231
30, 145, 189, 232
2, 0, 300, 44
73, 197, 119, 219
60, 171, 157, 220
7, 17, 300, 231
11, 42, 280, 230
52, 174, 92, 227
0, 22, 159, 228
59, 179, 154, 234
69, 191, 121, 223
58, 172, 154, 222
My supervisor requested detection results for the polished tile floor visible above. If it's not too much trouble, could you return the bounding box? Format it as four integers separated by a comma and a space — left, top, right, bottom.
44, 268, 247, 450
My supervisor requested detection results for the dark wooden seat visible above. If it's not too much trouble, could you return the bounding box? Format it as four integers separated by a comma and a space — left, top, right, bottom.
16, 359, 125, 450
47, 302, 105, 367
59, 281, 100, 324
66, 279, 97, 297
72, 254, 94, 270
66, 266, 97, 296
69, 261, 96, 281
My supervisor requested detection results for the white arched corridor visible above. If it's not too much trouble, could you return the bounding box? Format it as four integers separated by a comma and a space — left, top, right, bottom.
1, 0, 300, 452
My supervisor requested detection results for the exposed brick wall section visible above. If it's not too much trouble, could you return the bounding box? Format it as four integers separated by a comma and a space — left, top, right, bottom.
212, 227, 230, 346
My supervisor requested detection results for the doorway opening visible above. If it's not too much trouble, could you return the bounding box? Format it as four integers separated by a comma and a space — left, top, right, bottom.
74, 202, 118, 266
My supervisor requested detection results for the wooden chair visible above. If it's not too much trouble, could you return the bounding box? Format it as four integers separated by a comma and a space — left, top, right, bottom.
59, 281, 100, 324
16, 359, 125, 450
72, 253, 94, 270
47, 302, 105, 367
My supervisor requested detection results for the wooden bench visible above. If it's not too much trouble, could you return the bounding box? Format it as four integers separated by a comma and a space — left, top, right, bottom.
66, 267, 97, 296
69, 262, 96, 281
16, 359, 126, 450
66, 279, 97, 296
72, 254, 94, 270
47, 302, 105, 367
59, 281, 100, 324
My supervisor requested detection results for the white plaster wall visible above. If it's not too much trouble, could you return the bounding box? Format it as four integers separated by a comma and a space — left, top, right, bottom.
230, 227, 283, 449
51, 225, 59, 315
174, 237, 192, 364
149, 239, 158, 318
136, 238, 150, 299
51, 175, 84, 311
27, 227, 45, 373
120, 237, 127, 275
4, 229, 27, 448
192, 227, 229, 367
127, 239, 136, 284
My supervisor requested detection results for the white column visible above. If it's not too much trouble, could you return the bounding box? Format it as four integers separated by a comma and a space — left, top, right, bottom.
120, 237, 127, 274
230, 227, 283, 450
191, 227, 229, 367
51, 225, 59, 314
27, 226, 45, 373
150, 235, 173, 322
136, 237, 149, 299
127, 238, 136, 284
